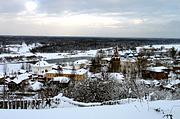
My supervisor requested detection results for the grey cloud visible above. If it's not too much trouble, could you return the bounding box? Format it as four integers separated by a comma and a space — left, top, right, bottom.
0, 0, 180, 38
37, 0, 180, 13
0, 0, 180, 17
0, 0, 26, 14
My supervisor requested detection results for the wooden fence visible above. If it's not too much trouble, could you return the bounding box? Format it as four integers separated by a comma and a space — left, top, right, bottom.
0, 98, 60, 109
0, 97, 138, 109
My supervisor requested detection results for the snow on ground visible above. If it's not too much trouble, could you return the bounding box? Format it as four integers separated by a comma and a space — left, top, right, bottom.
136, 44, 180, 53
152, 44, 180, 51
0, 49, 97, 74
1, 47, 98, 61
7, 42, 42, 54
0, 100, 180, 119
36, 49, 97, 60
0, 52, 35, 58
0, 49, 97, 61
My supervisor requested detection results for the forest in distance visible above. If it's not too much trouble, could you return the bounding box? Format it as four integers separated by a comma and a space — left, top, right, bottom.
0, 35, 180, 53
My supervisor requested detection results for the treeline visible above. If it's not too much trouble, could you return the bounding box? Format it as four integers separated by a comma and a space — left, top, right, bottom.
30, 38, 180, 53
0, 35, 180, 53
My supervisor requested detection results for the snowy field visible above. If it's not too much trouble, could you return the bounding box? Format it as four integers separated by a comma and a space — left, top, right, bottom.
136, 44, 180, 53
0, 49, 97, 60
152, 44, 180, 51
0, 100, 180, 119
36, 49, 97, 60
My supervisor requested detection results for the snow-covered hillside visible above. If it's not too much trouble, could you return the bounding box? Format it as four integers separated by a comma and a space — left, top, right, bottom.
136, 44, 180, 53
0, 100, 180, 119
7, 42, 42, 54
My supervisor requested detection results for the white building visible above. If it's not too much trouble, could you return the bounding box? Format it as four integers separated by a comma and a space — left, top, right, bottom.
31, 61, 53, 75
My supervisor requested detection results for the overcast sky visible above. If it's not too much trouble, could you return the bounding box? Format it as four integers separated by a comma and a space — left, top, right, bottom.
0, 0, 180, 38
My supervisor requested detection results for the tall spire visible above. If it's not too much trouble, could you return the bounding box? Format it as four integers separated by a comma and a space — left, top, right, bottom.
109, 46, 121, 72
114, 46, 119, 57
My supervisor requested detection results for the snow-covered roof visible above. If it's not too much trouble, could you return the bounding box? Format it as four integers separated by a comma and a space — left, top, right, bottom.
121, 58, 136, 63
10, 73, 31, 84
52, 65, 62, 69
143, 45, 155, 49
146, 66, 168, 72
119, 51, 125, 56
52, 77, 71, 83
62, 69, 88, 75
33, 61, 52, 67
152, 80, 160, 85
73, 59, 89, 65
47, 68, 88, 75
138, 79, 152, 85
128, 54, 133, 57
30, 81, 43, 91
90, 73, 102, 79
62, 65, 74, 70
47, 69, 59, 74
163, 84, 173, 89
125, 49, 133, 54
101, 57, 111, 61
134, 53, 138, 56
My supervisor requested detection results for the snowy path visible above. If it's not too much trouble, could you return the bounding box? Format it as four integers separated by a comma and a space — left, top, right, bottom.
0, 100, 180, 119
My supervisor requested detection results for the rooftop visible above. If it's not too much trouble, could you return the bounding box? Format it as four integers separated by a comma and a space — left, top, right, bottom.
146, 66, 168, 72
33, 61, 52, 67
52, 77, 71, 83
47, 68, 88, 75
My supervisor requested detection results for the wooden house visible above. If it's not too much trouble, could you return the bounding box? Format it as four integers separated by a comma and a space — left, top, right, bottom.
49, 77, 71, 88
31, 60, 53, 76
46, 68, 88, 82
142, 66, 169, 80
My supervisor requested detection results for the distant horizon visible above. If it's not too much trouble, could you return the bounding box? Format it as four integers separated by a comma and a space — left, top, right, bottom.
0, 34, 180, 40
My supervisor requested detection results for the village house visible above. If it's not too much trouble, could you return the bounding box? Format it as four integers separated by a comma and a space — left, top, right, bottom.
49, 77, 71, 88
45, 68, 88, 81
100, 57, 111, 66
28, 81, 43, 92
31, 60, 53, 76
154, 49, 169, 58
172, 65, 180, 79
6, 73, 32, 91
142, 66, 169, 80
